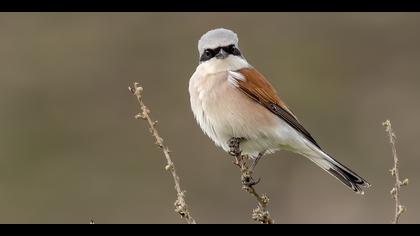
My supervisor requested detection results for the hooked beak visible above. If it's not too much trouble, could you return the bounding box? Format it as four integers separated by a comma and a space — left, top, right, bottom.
215, 48, 228, 59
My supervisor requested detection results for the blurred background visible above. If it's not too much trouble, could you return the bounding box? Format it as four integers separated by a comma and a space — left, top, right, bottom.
0, 12, 419, 224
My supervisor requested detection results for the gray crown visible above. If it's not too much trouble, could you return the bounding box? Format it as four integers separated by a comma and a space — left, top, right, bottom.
198, 28, 239, 56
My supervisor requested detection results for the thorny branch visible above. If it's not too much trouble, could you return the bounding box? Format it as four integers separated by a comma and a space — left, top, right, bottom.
383, 120, 408, 224
228, 137, 274, 224
129, 82, 196, 224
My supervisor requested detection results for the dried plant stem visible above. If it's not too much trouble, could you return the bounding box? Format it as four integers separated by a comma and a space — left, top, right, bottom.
229, 138, 274, 224
383, 120, 408, 224
129, 82, 196, 224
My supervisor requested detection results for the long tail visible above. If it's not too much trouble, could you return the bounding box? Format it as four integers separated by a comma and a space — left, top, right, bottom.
305, 148, 371, 194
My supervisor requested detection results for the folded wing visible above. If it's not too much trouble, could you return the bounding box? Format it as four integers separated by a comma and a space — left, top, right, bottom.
229, 67, 321, 149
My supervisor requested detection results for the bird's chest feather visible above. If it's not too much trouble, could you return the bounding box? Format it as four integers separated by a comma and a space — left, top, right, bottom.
189, 71, 280, 155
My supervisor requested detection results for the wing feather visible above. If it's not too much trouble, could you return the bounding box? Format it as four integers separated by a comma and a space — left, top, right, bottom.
230, 68, 321, 149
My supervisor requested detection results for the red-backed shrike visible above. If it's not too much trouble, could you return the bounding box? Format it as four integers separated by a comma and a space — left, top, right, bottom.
189, 28, 370, 194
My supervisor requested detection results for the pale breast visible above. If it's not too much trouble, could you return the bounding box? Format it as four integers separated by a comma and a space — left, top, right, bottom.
189, 70, 283, 157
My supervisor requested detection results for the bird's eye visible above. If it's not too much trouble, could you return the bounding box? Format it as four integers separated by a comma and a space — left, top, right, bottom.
205, 49, 212, 57
200, 49, 215, 62
225, 44, 240, 56
225, 45, 234, 54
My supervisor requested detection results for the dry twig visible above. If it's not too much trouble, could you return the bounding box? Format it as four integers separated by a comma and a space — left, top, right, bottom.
383, 120, 408, 224
129, 82, 196, 224
228, 137, 274, 224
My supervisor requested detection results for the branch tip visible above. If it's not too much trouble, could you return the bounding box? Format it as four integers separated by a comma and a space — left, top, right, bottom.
130, 82, 196, 224
383, 120, 407, 224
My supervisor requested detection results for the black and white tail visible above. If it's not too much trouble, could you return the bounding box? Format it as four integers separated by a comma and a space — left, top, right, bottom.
306, 148, 371, 194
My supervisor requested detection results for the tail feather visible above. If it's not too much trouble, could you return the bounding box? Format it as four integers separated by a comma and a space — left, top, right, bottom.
306, 150, 371, 194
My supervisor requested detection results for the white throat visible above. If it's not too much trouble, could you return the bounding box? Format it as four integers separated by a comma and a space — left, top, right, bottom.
196, 55, 250, 75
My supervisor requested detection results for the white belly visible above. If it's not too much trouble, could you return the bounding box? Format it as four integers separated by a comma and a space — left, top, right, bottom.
189, 70, 305, 158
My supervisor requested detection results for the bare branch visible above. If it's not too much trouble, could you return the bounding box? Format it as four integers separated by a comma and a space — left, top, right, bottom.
228, 137, 274, 224
383, 120, 408, 224
129, 82, 196, 224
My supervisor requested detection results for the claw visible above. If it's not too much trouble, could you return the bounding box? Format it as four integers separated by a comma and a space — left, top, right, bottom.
242, 175, 261, 187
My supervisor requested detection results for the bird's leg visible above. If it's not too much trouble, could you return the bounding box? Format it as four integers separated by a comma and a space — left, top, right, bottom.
228, 137, 261, 187
250, 151, 265, 174
242, 152, 265, 187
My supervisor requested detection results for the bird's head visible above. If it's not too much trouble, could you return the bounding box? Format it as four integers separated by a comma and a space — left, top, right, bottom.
198, 28, 244, 63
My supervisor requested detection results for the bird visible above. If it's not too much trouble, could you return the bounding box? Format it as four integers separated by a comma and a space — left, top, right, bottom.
188, 28, 370, 194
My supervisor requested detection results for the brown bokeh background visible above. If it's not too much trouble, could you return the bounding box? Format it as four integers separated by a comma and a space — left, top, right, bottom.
0, 13, 419, 223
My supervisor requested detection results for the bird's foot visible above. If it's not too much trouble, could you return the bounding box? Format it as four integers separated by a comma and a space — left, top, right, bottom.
242, 174, 261, 187
228, 138, 264, 187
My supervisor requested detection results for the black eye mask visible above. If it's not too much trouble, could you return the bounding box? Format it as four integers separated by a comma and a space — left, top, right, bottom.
200, 44, 242, 62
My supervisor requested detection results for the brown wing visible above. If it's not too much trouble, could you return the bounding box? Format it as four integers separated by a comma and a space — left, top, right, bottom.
234, 68, 321, 149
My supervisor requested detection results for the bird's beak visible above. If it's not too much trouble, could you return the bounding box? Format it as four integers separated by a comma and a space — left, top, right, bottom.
215, 48, 228, 59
